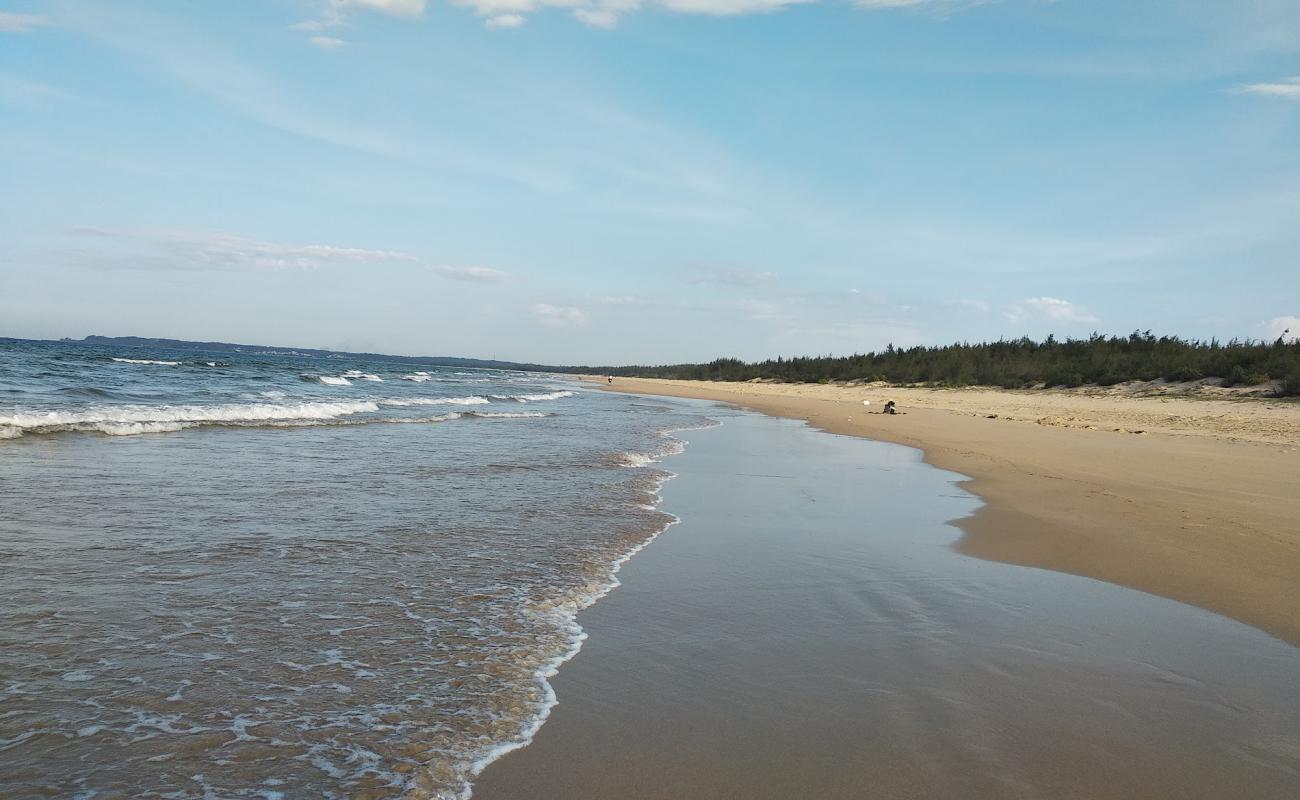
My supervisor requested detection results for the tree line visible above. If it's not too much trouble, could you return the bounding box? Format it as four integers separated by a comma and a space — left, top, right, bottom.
563, 332, 1300, 396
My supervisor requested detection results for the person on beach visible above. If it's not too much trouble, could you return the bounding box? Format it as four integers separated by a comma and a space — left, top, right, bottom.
607, 375, 614, 384
883, 400, 897, 415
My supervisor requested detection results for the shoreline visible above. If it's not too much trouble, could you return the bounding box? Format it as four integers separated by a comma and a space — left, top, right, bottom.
456, 423, 697, 798
472, 399, 1300, 799
591, 377, 1300, 647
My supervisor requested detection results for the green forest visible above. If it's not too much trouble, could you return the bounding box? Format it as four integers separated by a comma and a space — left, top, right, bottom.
568, 332, 1300, 396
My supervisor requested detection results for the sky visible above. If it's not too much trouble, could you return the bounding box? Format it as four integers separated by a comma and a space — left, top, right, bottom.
1, 0, 1298, 364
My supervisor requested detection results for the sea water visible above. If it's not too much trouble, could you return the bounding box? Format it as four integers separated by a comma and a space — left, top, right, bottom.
0, 339, 712, 799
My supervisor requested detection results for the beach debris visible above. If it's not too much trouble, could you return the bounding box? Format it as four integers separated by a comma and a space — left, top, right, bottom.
987, 414, 998, 419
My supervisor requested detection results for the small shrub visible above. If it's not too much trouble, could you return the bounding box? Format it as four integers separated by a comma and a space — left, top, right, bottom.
1280, 372, 1300, 397
1046, 371, 1084, 388
1223, 365, 1249, 387
1166, 366, 1203, 382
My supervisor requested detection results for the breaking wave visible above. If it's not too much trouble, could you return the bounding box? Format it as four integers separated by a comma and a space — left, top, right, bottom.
489, 391, 575, 403
0, 400, 560, 439
0, 401, 379, 438
380, 396, 490, 407
111, 358, 181, 366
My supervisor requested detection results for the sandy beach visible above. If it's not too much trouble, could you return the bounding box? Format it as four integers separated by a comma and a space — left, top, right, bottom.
591, 378, 1300, 648
473, 400, 1300, 799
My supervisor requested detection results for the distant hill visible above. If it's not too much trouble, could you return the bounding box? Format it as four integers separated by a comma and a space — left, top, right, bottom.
66, 336, 554, 372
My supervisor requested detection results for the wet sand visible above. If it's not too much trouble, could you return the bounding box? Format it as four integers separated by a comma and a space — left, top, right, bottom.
595, 378, 1300, 648
473, 404, 1300, 799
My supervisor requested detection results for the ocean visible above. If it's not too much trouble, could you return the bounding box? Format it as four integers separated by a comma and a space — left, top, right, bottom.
0, 338, 712, 799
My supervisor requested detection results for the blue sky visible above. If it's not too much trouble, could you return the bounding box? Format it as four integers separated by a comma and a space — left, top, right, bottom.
2, 0, 1298, 363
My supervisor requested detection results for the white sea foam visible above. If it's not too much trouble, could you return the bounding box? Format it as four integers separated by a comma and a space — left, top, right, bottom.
400, 374, 431, 382
490, 391, 574, 403
470, 411, 550, 419
319, 376, 352, 386
341, 371, 383, 382
459, 426, 702, 799
0, 401, 381, 437
111, 358, 181, 366
616, 452, 657, 468
380, 396, 489, 407
394, 413, 463, 424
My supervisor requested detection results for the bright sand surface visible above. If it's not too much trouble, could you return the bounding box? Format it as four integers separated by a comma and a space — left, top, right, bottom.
473, 402, 1300, 799
594, 378, 1300, 648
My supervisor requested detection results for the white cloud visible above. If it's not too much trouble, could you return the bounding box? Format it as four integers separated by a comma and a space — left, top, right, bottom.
684, 264, 775, 288
337, 0, 428, 18
855, 0, 988, 11
533, 303, 589, 327
428, 265, 510, 283
0, 12, 51, 32
1005, 296, 1100, 324
1233, 76, 1300, 98
659, 0, 812, 15
1262, 316, 1299, 343
63, 228, 508, 282
295, 0, 427, 36
0, 74, 79, 107
77, 228, 415, 271
855, 0, 923, 7
595, 294, 651, 306
451, 0, 809, 29
310, 35, 349, 49
732, 298, 780, 320
950, 298, 991, 313
485, 13, 526, 28
298, 0, 987, 32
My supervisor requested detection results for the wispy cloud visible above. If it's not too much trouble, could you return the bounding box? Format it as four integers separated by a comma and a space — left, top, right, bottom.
339, 0, 428, 17
533, 303, 589, 327
855, 0, 986, 10
948, 298, 991, 313
1004, 296, 1100, 325
0, 11, 52, 32
62, 227, 510, 282
485, 13, 525, 29
67, 227, 414, 271
659, 0, 813, 16
428, 265, 509, 283
60, 1, 749, 203
595, 294, 652, 306
295, 0, 989, 29
444, 0, 986, 29
0, 74, 79, 107
310, 35, 349, 49
684, 264, 775, 288
298, 0, 428, 31
1232, 76, 1300, 98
